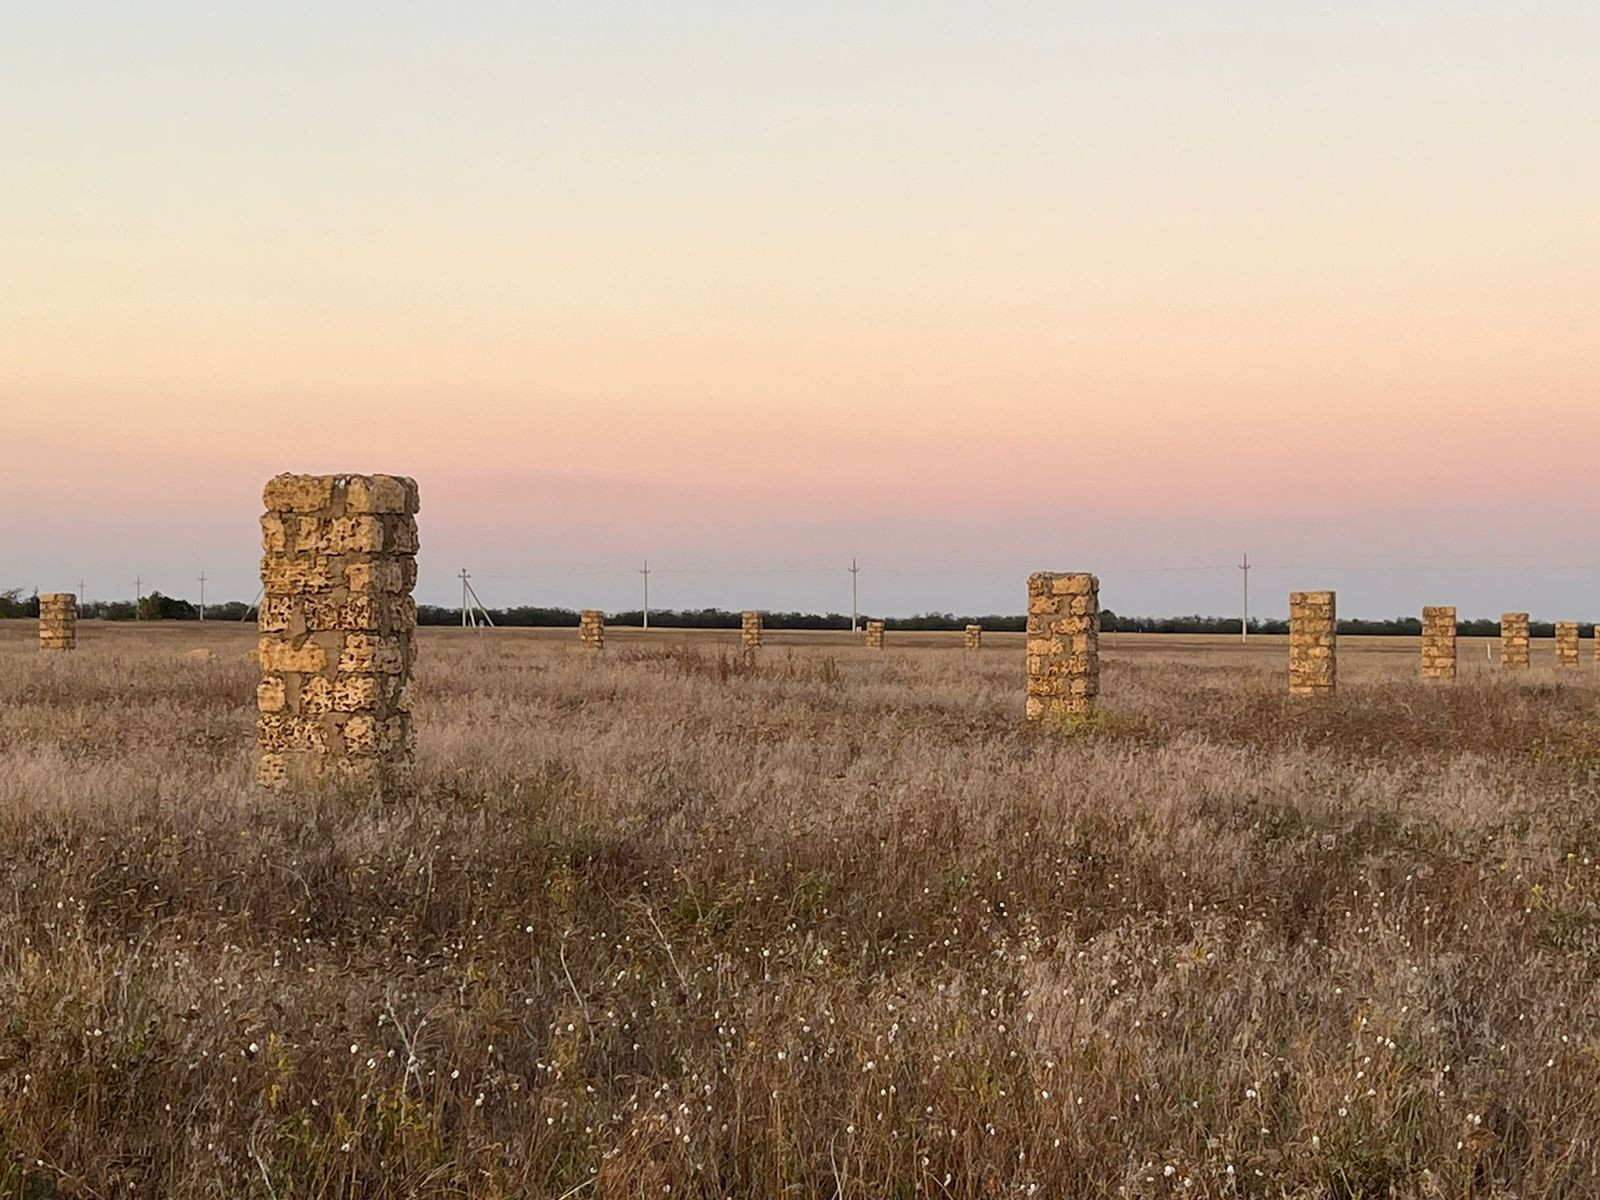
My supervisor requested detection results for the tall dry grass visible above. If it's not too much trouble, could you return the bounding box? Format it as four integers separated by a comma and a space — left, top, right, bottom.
2, 623, 1598, 1198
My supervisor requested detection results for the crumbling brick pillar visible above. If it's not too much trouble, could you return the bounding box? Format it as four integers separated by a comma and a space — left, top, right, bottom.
1289, 590, 1336, 697
741, 611, 763, 649
1026, 572, 1099, 720
39, 593, 77, 651
864, 620, 885, 650
1555, 621, 1579, 666
579, 610, 605, 650
1500, 612, 1529, 670
257, 474, 418, 789
1420, 606, 1456, 681
964, 624, 982, 651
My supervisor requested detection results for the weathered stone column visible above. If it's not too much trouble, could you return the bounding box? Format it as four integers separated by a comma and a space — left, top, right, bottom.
865, 620, 885, 650
1288, 591, 1336, 697
1555, 621, 1579, 667
964, 624, 982, 651
257, 474, 418, 789
1500, 612, 1529, 670
39, 594, 77, 651
1025, 572, 1099, 720
1420, 606, 1456, 681
741, 611, 763, 649
579, 610, 605, 650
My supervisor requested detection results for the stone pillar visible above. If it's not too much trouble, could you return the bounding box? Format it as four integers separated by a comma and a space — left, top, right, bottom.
865, 620, 885, 649
1500, 612, 1529, 670
964, 624, 982, 651
741, 611, 763, 649
257, 474, 418, 789
579, 610, 605, 650
1025, 572, 1099, 720
1288, 591, 1336, 697
1420, 606, 1456, 681
1555, 621, 1579, 667
38, 593, 77, 651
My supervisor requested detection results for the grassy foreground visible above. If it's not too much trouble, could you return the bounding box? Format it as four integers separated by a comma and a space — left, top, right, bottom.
2, 623, 1599, 1198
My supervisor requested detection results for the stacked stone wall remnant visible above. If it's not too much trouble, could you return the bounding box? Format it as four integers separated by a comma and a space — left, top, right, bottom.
865, 621, 885, 650
1420, 606, 1456, 681
1288, 591, 1336, 696
1025, 572, 1099, 720
39, 593, 77, 651
1500, 613, 1530, 670
964, 624, 982, 651
741, 611, 763, 649
257, 473, 418, 789
1555, 621, 1579, 667
579, 610, 605, 650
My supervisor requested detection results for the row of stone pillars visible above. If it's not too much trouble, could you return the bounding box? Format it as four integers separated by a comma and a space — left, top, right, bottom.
1290, 597, 1591, 695
25, 490, 1590, 787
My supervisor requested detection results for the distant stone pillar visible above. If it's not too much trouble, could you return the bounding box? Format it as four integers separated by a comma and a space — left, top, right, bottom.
1288, 591, 1336, 697
39, 593, 77, 651
1555, 621, 1579, 667
1025, 572, 1099, 720
1420, 606, 1456, 681
579, 610, 605, 650
257, 473, 418, 790
741, 611, 763, 649
964, 624, 982, 651
865, 620, 885, 649
1500, 613, 1530, 670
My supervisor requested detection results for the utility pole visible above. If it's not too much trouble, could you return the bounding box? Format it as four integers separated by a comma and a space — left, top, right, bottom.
135, 576, 142, 606
458, 571, 495, 630
1239, 552, 1250, 643
849, 558, 860, 634
198, 572, 206, 621
640, 560, 651, 630
78, 579, 85, 610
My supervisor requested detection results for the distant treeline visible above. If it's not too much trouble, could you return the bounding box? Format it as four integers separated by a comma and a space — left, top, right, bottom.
1103, 613, 1592, 638
1, 589, 1590, 636
0, 589, 252, 622
417, 605, 1592, 637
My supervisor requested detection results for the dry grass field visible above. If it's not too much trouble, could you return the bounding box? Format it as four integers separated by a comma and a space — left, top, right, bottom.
3, 621, 1599, 1198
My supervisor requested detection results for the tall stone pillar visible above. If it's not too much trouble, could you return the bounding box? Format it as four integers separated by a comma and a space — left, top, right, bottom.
1026, 572, 1099, 720
257, 474, 418, 789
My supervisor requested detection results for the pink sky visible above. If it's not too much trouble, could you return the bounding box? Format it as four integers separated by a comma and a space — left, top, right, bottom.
4, 5, 1597, 617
